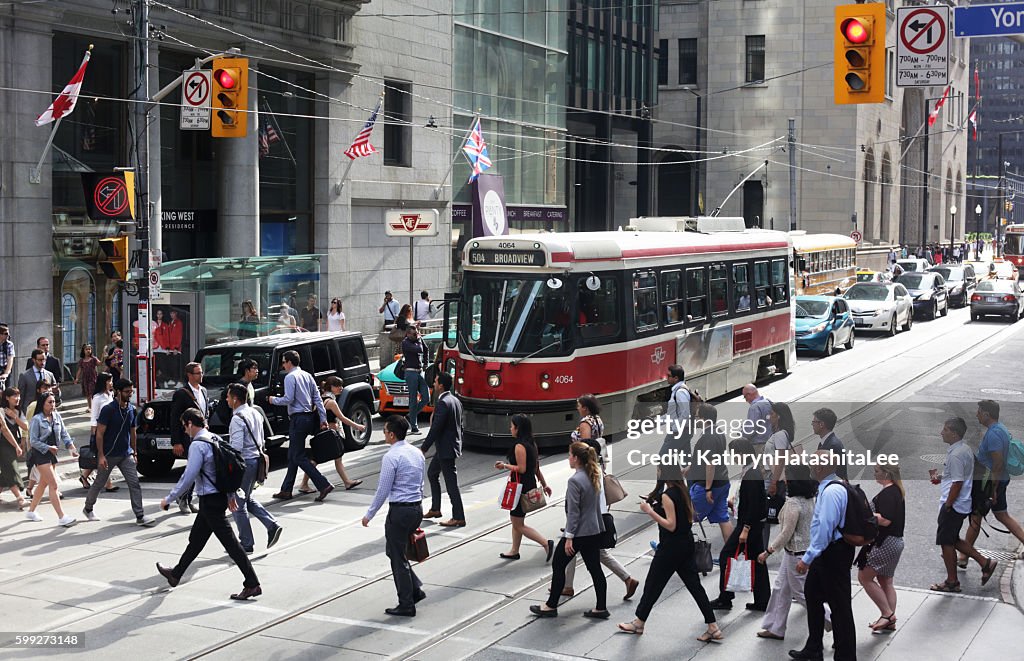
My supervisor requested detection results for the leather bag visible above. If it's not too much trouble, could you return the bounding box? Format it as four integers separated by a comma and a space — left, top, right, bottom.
519, 486, 547, 514
603, 472, 627, 505
693, 521, 714, 574
310, 428, 344, 463
406, 528, 429, 562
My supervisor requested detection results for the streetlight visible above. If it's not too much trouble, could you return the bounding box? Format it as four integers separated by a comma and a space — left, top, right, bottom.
976, 203, 983, 259
950, 204, 957, 262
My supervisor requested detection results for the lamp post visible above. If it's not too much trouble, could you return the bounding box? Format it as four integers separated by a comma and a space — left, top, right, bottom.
949, 204, 957, 263
976, 203, 983, 260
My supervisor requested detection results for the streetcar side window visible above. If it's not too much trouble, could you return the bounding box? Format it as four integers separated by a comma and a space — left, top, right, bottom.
732, 263, 752, 313
469, 294, 482, 342
661, 270, 684, 326
578, 275, 620, 342
771, 258, 789, 305
686, 267, 707, 322
633, 271, 659, 332
754, 260, 771, 307
710, 264, 728, 317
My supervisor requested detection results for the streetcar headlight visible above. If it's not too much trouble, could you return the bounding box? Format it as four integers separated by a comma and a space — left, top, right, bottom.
488, 373, 501, 388
540, 373, 550, 390
457, 376, 465, 385
143, 406, 155, 421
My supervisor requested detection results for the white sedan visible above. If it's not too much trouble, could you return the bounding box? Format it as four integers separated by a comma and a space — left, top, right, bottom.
843, 282, 914, 336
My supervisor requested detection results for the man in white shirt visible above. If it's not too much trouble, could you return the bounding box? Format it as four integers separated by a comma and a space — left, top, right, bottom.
413, 291, 432, 323
226, 383, 282, 554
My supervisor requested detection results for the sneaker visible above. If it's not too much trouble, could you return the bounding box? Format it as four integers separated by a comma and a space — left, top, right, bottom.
83, 509, 99, 521
25, 511, 42, 522
57, 515, 77, 527
136, 516, 156, 527
649, 541, 659, 551
267, 526, 283, 550
177, 498, 191, 514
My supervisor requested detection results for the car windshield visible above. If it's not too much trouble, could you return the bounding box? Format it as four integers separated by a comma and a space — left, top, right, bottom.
194, 348, 274, 387
845, 285, 889, 301
897, 261, 919, 272
977, 280, 1013, 293
462, 274, 573, 356
930, 268, 961, 282
796, 300, 830, 318
897, 273, 930, 289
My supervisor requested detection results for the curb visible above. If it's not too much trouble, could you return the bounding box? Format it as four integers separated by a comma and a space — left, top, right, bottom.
1005, 541, 1024, 612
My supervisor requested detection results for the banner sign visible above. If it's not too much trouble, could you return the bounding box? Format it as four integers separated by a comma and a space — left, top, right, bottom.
471, 174, 508, 238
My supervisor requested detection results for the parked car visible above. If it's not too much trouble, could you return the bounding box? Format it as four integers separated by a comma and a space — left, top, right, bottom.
376, 331, 451, 417
135, 331, 377, 477
896, 258, 931, 273
971, 279, 1024, 322
843, 282, 914, 336
795, 296, 855, 356
896, 272, 949, 319
928, 264, 977, 308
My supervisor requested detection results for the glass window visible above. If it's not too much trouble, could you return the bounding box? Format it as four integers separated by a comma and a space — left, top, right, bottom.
686, 267, 707, 321
462, 275, 574, 355
525, 0, 546, 43
195, 349, 273, 387
662, 270, 684, 325
658, 39, 668, 86
384, 80, 412, 167
710, 264, 728, 316
634, 271, 659, 331
678, 38, 697, 86
754, 260, 770, 307
578, 275, 620, 342
61, 294, 77, 368
732, 263, 752, 312
771, 258, 789, 305
500, 0, 524, 38
746, 35, 766, 83
338, 339, 366, 369
310, 342, 333, 375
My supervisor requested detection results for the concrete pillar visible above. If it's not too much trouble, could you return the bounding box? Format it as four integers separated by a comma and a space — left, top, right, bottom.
315, 69, 353, 323
216, 65, 259, 258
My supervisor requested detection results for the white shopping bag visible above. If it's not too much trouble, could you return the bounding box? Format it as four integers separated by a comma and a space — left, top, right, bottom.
724, 546, 754, 593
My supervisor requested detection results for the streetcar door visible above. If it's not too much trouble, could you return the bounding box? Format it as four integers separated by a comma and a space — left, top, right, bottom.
442, 292, 460, 351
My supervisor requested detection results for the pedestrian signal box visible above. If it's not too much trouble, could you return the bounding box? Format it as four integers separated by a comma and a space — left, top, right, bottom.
834, 3, 886, 105
211, 57, 248, 137
98, 236, 130, 281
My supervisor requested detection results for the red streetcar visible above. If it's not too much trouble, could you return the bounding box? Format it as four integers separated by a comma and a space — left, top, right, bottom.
442, 218, 796, 447
1004, 224, 1024, 268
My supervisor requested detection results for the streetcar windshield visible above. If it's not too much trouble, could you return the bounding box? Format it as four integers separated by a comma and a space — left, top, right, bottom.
462, 275, 573, 356
1005, 233, 1024, 257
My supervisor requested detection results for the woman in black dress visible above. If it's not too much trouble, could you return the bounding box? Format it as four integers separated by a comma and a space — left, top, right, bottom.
0, 388, 26, 508
618, 469, 723, 641
495, 414, 554, 561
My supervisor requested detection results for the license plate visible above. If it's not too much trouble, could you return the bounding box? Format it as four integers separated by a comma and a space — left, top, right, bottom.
393, 397, 409, 407
854, 319, 867, 327
155, 438, 172, 450
987, 296, 999, 303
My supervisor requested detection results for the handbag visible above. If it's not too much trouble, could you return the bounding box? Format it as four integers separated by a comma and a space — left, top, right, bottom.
240, 415, 270, 485
77, 446, 98, 471
599, 512, 618, 549
406, 528, 429, 562
693, 521, 714, 575
388, 327, 405, 343
310, 428, 344, 463
724, 544, 754, 593
520, 486, 547, 514
603, 472, 627, 505
500, 471, 523, 510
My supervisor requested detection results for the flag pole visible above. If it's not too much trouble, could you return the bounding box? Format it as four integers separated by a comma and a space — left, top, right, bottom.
29, 118, 63, 184
432, 114, 479, 200
263, 97, 297, 166
336, 91, 385, 195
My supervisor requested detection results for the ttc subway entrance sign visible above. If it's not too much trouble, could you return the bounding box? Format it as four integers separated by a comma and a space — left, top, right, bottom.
896, 5, 949, 87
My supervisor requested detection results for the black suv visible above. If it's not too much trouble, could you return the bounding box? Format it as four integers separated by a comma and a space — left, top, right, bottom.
135, 332, 377, 477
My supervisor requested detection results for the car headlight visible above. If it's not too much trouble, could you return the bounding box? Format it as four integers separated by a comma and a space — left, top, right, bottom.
143, 406, 155, 421
810, 322, 827, 334
487, 373, 501, 388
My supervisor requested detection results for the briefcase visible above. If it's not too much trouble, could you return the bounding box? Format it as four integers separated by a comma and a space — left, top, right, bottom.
310, 429, 344, 463
406, 528, 429, 562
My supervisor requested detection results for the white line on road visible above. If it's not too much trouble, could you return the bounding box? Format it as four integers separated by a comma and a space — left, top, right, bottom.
301, 612, 428, 635
492, 645, 594, 661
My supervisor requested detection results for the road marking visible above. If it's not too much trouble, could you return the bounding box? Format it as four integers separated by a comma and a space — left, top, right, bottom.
492, 645, 594, 660
44, 573, 146, 594
301, 612, 428, 635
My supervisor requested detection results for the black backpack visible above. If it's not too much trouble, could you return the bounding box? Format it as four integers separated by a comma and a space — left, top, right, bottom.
199, 434, 246, 493
829, 480, 878, 546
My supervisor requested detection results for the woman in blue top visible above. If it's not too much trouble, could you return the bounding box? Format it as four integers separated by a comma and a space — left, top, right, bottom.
26, 393, 78, 526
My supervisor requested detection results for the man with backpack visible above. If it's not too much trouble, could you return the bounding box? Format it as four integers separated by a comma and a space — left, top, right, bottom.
226, 383, 282, 555
157, 408, 261, 601
790, 450, 859, 661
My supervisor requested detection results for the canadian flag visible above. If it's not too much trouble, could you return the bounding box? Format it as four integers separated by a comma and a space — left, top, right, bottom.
35, 49, 91, 127
969, 109, 978, 140
927, 86, 951, 127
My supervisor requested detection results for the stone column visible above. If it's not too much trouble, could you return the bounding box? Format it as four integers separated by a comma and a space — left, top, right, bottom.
216, 64, 259, 258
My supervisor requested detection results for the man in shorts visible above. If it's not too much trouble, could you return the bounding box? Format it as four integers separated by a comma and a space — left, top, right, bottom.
690, 403, 733, 542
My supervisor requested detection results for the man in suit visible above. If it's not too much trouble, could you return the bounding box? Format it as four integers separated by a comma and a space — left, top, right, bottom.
169, 361, 209, 514
812, 408, 848, 481
24, 338, 62, 406
18, 349, 56, 415
420, 372, 465, 527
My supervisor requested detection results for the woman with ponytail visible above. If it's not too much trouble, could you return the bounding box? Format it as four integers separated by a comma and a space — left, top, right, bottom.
530, 441, 609, 620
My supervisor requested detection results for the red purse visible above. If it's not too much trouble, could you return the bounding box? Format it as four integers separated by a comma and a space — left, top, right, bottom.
500, 470, 523, 510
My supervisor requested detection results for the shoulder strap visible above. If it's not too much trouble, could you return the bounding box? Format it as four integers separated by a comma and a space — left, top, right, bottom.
238, 412, 262, 452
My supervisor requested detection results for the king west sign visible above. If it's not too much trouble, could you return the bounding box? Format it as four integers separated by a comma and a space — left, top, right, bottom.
384, 209, 440, 237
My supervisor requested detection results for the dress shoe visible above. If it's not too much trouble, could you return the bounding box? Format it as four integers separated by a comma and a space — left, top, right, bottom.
746, 602, 768, 612
315, 485, 334, 502
414, 589, 427, 603
156, 563, 179, 587
545, 539, 555, 563
423, 510, 443, 518
267, 526, 283, 549
529, 605, 557, 618
439, 519, 466, 527
272, 491, 293, 500
230, 585, 262, 600
187, 500, 199, 513
385, 606, 416, 617
708, 597, 733, 610
788, 649, 824, 661
624, 577, 640, 600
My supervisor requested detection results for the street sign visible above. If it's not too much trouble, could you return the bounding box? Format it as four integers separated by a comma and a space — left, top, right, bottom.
896, 6, 949, 87
955, 3, 1024, 37
384, 209, 440, 237
851, 230, 863, 243
149, 269, 161, 299
180, 68, 211, 130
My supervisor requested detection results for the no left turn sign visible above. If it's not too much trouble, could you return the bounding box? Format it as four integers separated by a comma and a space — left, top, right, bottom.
896, 6, 950, 87
180, 68, 212, 130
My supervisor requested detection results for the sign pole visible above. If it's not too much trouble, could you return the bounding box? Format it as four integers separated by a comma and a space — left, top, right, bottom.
409, 237, 415, 311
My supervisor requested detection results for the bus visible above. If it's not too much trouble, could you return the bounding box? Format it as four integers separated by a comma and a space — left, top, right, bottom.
1004, 224, 1024, 268
790, 231, 858, 296
442, 219, 795, 447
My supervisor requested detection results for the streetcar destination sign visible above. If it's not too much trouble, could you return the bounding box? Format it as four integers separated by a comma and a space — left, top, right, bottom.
468, 249, 547, 266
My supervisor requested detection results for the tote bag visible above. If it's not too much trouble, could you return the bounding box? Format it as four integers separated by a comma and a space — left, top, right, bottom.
500, 471, 523, 510
603, 472, 627, 505
723, 544, 754, 593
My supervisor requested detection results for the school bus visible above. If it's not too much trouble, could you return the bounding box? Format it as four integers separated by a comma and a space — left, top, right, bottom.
790, 231, 858, 296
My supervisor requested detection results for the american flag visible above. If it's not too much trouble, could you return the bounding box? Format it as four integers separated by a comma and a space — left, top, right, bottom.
344, 96, 382, 160
258, 116, 279, 158
462, 118, 492, 183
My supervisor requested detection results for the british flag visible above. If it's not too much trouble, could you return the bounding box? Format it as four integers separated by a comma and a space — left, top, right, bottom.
462, 118, 492, 183
344, 97, 382, 160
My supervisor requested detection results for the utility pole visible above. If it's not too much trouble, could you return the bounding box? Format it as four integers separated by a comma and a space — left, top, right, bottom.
788, 118, 797, 231
133, 0, 150, 302
921, 104, 930, 249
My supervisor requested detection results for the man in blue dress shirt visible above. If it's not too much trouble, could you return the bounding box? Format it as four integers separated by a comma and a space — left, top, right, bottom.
362, 415, 426, 617
790, 449, 854, 661
269, 350, 333, 502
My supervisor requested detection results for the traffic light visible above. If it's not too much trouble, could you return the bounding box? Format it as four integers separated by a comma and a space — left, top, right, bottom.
834, 3, 886, 105
211, 57, 248, 138
98, 236, 129, 281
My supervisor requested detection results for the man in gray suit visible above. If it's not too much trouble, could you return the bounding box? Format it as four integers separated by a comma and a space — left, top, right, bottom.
18, 349, 56, 414
420, 372, 465, 527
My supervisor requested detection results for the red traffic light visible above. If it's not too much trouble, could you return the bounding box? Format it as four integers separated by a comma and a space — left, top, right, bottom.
214, 68, 237, 90
841, 18, 869, 44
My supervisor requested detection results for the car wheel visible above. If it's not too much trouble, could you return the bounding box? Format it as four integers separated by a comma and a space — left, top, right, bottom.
889, 314, 898, 337
135, 453, 175, 478
344, 399, 373, 450
940, 299, 948, 317
844, 328, 855, 350
821, 334, 835, 357
902, 309, 913, 331
928, 301, 938, 320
